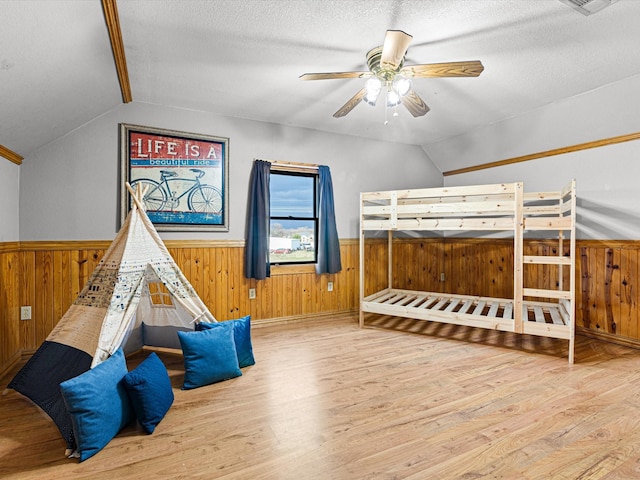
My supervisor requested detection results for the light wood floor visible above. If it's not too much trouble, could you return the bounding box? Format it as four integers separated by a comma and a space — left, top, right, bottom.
3, 315, 640, 479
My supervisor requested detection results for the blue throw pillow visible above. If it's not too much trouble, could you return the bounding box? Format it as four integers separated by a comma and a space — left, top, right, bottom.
196, 316, 256, 368
59, 349, 134, 462
123, 352, 174, 434
177, 322, 242, 390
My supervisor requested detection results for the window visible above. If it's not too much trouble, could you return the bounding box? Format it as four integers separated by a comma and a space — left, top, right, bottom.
148, 281, 174, 307
245, 160, 341, 280
269, 170, 317, 265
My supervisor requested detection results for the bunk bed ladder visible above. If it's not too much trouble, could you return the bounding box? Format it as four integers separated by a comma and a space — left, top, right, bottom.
514, 182, 524, 334
522, 179, 576, 363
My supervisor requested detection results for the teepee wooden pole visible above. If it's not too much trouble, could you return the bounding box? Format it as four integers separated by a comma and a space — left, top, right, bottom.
125, 182, 147, 212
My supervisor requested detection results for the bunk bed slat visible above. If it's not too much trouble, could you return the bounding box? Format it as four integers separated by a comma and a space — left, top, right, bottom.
458, 299, 474, 315
533, 306, 546, 323
419, 297, 440, 309
368, 291, 396, 303
432, 298, 450, 311
444, 299, 461, 312
405, 295, 428, 308
549, 308, 564, 325
382, 293, 408, 305
472, 301, 486, 316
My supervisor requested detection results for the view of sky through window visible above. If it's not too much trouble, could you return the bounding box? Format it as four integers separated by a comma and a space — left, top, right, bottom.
270, 173, 314, 229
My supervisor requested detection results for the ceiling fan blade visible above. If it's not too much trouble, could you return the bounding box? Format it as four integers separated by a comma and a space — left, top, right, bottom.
333, 88, 367, 118
380, 30, 413, 71
300, 71, 373, 81
401, 60, 484, 78
401, 90, 430, 117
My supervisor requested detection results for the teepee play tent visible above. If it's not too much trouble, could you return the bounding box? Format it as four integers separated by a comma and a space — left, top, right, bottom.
7, 184, 216, 450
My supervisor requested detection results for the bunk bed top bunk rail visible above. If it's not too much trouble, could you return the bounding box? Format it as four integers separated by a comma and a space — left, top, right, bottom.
361, 181, 575, 232
361, 182, 522, 232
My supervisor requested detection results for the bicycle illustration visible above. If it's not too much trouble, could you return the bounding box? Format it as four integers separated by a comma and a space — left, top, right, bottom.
130, 169, 223, 214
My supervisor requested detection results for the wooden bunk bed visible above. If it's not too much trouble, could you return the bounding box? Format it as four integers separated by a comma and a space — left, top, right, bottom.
359, 181, 577, 363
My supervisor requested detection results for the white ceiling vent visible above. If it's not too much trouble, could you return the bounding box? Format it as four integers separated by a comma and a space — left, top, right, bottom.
558, 0, 618, 15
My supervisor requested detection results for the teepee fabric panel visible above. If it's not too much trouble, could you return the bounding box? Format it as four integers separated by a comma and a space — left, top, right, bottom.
47, 306, 109, 357
7, 341, 92, 450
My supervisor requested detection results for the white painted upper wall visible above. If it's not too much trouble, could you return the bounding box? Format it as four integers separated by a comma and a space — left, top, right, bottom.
425, 74, 640, 173
426, 74, 640, 240
18, 102, 441, 241
0, 160, 19, 242
9, 72, 640, 243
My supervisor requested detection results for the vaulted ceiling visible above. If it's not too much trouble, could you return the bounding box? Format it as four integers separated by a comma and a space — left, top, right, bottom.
2, 0, 640, 166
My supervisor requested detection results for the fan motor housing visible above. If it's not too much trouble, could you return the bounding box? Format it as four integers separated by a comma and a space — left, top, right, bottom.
366, 46, 404, 81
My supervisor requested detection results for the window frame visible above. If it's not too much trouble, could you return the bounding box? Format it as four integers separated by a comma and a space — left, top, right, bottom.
268, 169, 318, 266
147, 281, 175, 308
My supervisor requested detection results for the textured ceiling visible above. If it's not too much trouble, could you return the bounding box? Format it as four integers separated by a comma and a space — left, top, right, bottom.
2, 0, 640, 163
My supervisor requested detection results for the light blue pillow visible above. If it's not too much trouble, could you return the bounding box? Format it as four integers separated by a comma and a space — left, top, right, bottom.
59, 349, 134, 462
123, 352, 174, 434
177, 322, 242, 390
196, 315, 256, 368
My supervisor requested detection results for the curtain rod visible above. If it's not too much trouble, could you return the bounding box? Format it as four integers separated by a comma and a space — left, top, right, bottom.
266, 159, 319, 172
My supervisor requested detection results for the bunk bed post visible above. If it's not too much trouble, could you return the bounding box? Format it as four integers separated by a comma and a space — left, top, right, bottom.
513, 182, 524, 334
388, 230, 393, 290
568, 179, 577, 364
388, 191, 397, 291
359, 192, 365, 328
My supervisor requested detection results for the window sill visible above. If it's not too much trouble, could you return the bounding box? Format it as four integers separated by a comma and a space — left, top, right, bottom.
270, 264, 317, 276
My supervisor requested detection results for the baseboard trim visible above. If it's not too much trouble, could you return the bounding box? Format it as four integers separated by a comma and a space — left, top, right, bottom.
0, 350, 23, 382
577, 327, 640, 351
252, 310, 357, 328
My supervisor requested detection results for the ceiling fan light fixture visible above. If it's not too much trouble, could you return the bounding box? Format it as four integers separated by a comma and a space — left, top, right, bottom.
386, 88, 401, 108
393, 76, 411, 96
364, 78, 382, 106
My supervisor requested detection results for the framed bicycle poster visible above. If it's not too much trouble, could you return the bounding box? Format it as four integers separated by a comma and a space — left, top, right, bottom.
119, 124, 229, 232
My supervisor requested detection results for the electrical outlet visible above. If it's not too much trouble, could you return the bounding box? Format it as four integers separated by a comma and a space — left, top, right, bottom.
327, 282, 334, 292
20, 306, 32, 320
440, 273, 445, 282
249, 288, 256, 299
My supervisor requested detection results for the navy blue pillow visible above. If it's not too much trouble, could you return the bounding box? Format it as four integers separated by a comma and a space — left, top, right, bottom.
196, 316, 256, 368
177, 322, 242, 390
59, 349, 134, 462
123, 352, 174, 434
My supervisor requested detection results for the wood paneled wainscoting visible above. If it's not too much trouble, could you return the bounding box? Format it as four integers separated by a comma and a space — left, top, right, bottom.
1, 237, 640, 376
0, 243, 21, 376
390, 238, 640, 350
0, 239, 362, 377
